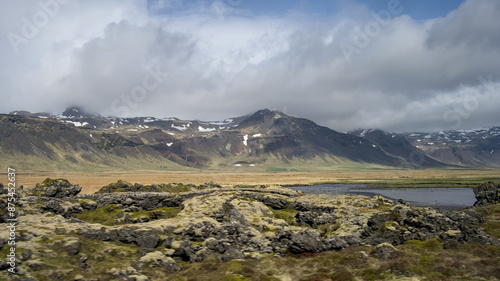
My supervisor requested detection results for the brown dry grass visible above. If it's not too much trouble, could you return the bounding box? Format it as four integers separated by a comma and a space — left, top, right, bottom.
10, 169, 500, 194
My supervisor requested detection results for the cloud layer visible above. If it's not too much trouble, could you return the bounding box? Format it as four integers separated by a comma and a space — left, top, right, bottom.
1, 0, 499, 132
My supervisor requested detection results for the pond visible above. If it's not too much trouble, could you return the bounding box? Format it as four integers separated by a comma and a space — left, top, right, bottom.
289, 184, 477, 210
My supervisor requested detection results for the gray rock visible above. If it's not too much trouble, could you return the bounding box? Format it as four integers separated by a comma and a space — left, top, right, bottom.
222, 247, 245, 261
244, 194, 288, 209
80, 200, 98, 211
295, 211, 318, 227
134, 231, 160, 250
26, 179, 82, 198
108, 228, 161, 250
42, 200, 65, 215
64, 239, 80, 255
473, 182, 500, 206
217, 201, 250, 226
295, 211, 336, 228
41, 200, 82, 217
289, 229, 324, 253
174, 241, 197, 262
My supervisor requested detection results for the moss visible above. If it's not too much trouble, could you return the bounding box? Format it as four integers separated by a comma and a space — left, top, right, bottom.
38, 178, 70, 187
74, 204, 122, 225
330, 267, 356, 281
269, 208, 298, 226
380, 221, 398, 233
97, 180, 202, 193
479, 221, 500, 239
475, 204, 500, 239
404, 237, 444, 252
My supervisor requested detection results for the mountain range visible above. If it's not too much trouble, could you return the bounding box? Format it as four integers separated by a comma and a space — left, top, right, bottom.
1, 107, 499, 172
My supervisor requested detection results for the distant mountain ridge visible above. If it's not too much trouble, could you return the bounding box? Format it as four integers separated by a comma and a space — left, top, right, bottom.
1, 107, 498, 171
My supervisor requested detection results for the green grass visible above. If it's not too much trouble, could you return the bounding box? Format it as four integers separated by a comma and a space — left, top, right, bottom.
475, 204, 500, 239
30, 235, 139, 281
38, 177, 71, 187
74, 204, 122, 225
310, 177, 500, 188
266, 167, 300, 172
144, 240, 500, 281
269, 208, 298, 225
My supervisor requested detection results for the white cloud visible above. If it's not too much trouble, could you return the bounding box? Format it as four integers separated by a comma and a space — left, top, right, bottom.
0, 0, 499, 132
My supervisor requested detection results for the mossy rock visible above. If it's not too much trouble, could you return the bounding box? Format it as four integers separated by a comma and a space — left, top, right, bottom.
26, 178, 81, 198
97, 180, 222, 194
38, 178, 71, 188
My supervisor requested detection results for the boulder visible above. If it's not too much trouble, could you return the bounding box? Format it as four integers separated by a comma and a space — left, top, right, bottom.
26, 178, 81, 198
244, 193, 288, 209
173, 241, 198, 262
63, 238, 80, 255
295, 211, 336, 228
80, 199, 98, 211
41, 200, 83, 217
289, 229, 325, 253
473, 182, 500, 206
222, 247, 245, 261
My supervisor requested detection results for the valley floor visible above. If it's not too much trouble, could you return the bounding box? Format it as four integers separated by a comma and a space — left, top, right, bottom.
13, 169, 500, 194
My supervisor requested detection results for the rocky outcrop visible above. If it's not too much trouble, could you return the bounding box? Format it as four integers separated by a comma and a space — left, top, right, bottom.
362, 206, 497, 247
2, 179, 499, 281
474, 181, 500, 206
24, 178, 81, 198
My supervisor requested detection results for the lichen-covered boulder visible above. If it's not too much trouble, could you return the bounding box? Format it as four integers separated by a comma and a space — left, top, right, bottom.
473, 181, 500, 206
25, 178, 81, 198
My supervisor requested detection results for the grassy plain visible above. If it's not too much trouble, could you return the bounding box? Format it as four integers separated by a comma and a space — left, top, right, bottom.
10, 168, 500, 194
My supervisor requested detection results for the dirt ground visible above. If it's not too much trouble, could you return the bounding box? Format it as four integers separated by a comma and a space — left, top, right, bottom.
10, 169, 500, 194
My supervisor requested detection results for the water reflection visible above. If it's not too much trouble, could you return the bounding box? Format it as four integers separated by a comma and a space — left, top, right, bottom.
289, 184, 476, 210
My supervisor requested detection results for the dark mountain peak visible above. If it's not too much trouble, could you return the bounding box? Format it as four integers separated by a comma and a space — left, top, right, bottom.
237, 109, 291, 129
61, 106, 100, 119
252, 108, 282, 118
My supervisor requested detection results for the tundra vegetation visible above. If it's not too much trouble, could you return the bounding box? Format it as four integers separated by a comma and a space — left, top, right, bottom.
0, 179, 499, 280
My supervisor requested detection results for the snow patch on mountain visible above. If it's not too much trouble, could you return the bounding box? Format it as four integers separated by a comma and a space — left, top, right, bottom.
198, 126, 216, 132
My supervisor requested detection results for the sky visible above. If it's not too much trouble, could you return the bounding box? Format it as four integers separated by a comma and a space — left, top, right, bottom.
1, 0, 499, 132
